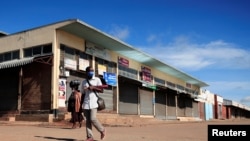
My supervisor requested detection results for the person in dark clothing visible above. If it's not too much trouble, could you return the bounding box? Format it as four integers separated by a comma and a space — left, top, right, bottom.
67, 80, 84, 129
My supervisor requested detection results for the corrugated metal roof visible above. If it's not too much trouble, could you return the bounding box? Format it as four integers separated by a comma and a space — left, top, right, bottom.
58, 19, 209, 87
0, 57, 34, 69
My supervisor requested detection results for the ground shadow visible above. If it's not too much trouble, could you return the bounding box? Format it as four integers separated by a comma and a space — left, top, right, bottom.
35, 136, 98, 141
35, 136, 77, 141
35, 136, 86, 141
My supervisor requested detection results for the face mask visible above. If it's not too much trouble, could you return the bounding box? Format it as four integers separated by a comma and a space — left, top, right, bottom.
87, 71, 94, 79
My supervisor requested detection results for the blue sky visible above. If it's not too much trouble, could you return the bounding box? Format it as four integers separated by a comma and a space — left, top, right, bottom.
1, 0, 250, 106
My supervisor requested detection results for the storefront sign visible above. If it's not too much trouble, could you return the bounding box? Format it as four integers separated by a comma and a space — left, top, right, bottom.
103, 72, 117, 86
118, 57, 129, 67
142, 82, 157, 90
85, 41, 111, 61
141, 66, 151, 82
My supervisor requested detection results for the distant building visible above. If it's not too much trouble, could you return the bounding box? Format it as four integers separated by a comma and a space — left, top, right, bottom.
196, 89, 250, 120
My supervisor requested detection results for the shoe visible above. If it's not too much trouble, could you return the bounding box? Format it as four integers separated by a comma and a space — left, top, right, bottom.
85, 138, 94, 141
79, 122, 82, 128
101, 128, 106, 140
72, 123, 76, 129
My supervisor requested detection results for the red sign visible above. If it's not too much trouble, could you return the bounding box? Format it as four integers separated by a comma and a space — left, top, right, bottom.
118, 57, 129, 67
141, 66, 151, 82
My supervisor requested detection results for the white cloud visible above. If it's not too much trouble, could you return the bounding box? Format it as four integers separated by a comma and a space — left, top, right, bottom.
206, 81, 250, 106
147, 34, 157, 42
241, 96, 250, 103
108, 25, 129, 41
208, 81, 250, 91
139, 36, 250, 71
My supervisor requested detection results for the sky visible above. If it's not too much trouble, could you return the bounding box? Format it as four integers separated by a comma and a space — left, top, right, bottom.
1, 0, 250, 106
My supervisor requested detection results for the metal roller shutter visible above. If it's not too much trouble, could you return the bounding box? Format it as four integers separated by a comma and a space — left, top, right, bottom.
139, 89, 153, 115
193, 101, 199, 117
167, 89, 177, 119
155, 90, 167, 119
119, 79, 138, 115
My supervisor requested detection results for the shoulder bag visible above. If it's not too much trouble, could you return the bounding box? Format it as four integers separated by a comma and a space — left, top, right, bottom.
87, 79, 106, 111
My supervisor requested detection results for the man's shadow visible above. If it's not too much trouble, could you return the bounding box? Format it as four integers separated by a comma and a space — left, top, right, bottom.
35, 136, 98, 141
35, 136, 76, 141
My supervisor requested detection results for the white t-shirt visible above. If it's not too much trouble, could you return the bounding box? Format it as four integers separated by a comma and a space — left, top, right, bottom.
82, 77, 102, 109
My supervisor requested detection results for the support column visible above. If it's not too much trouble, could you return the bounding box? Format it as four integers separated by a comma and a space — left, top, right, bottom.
17, 67, 23, 113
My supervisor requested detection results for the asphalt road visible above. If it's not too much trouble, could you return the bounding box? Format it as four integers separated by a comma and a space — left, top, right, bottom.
0, 119, 249, 141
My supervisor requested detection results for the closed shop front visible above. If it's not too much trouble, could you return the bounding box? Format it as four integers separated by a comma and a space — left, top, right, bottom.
167, 89, 177, 119
0, 68, 19, 111
155, 89, 167, 119
205, 102, 213, 120
0, 54, 53, 113
177, 94, 193, 117
139, 88, 153, 116
193, 100, 199, 117
118, 76, 139, 115
22, 61, 52, 111
199, 102, 205, 120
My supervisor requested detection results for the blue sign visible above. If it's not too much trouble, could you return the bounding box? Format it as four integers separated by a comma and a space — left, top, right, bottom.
103, 72, 117, 86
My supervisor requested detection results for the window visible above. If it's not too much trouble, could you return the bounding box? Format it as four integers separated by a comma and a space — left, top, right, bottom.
79, 52, 88, 59
0, 50, 20, 63
60, 44, 94, 71
167, 81, 176, 89
3, 52, 11, 61
186, 83, 192, 88
64, 47, 75, 59
12, 50, 19, 59
24, 48, 32, 57
95, 57, 117, 74
24, 44, 52, 57
118, 65, 138, 79
33, 46, 41, 56
43, 44, 52, 54
176, 84, 185, 91
155, 77, 165, 85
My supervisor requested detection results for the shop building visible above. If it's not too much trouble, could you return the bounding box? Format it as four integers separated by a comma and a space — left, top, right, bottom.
0, 19, 209, 121
196, 89, 250, 120
223, 99, 250, 119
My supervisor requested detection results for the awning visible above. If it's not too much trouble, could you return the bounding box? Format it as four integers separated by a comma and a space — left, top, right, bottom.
58, 19, 209, 87
0, 57, 34, 69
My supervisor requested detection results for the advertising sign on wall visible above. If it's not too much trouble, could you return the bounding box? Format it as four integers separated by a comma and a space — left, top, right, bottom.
58, 79, 67, 107
118, 57, 129, 67
103, 72, 117, 86
141, 66, 152, 82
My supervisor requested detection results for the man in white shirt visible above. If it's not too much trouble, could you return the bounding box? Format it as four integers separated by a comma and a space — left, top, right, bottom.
82, 66, 106, 141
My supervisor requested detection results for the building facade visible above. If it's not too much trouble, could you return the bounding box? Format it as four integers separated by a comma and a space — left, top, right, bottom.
0, 19, 209, 120
196, 89, 250, 120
